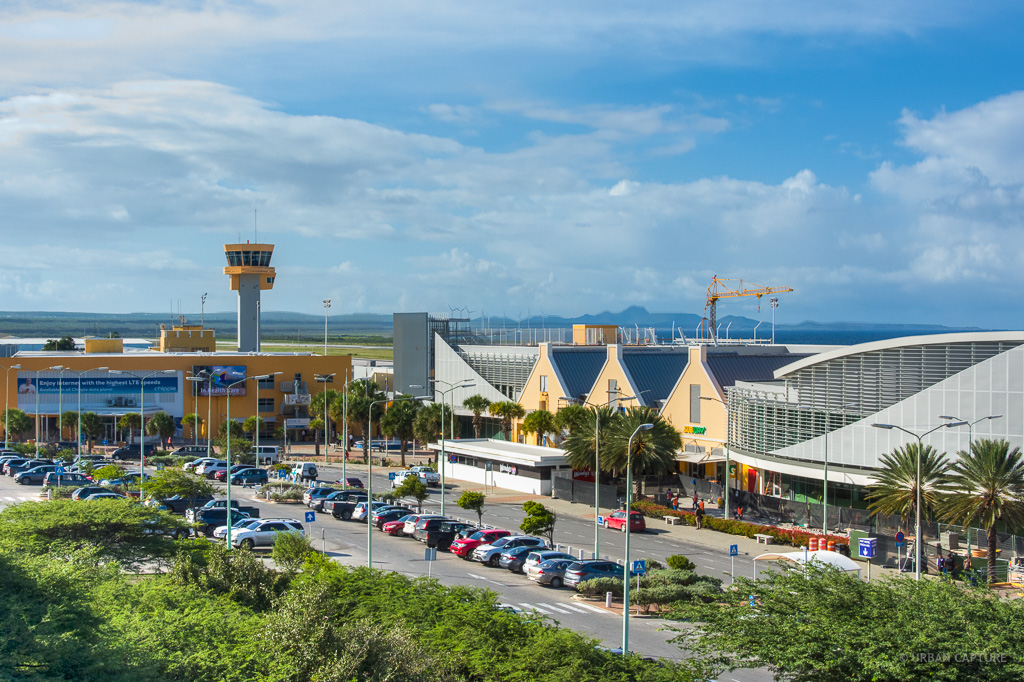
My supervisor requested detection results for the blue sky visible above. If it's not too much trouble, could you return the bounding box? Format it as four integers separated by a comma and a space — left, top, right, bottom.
1, 2, 1023, 328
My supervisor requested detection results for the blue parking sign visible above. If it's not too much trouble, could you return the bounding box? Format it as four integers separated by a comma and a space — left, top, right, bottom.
858, 537, 877, 559
304, 511, 315, 523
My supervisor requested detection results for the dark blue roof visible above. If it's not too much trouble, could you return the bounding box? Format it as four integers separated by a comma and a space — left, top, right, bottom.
550, 348, 607, 402
705, 353, 811, 389
621, 351, 689, 405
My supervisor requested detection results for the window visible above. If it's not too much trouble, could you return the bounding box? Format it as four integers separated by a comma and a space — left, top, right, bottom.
608, 379, 618, 409
258, 398, 274, 412
257, 376, 275, 389
690, 384, 701, 423
539, 375, 548, 392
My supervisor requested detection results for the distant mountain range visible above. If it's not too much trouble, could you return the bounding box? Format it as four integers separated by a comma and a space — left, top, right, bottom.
0, 306, 988, 341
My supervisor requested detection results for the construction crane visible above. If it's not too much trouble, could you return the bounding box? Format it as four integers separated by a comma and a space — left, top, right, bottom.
703, 276, 793, 343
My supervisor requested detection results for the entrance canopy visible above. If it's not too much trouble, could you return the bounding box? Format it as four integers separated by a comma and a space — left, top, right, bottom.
755, 549, 861, 574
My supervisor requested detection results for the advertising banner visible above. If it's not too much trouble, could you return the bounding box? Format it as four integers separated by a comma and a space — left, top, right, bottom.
191, 366, 248, 396
16, 373, 178, 405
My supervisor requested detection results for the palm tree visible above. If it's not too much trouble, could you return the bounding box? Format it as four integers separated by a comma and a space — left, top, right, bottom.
79, 412, 103, 453
118, 413, 141, 444
554, 403, 588, 439
866, 443, 949, 527
462, 394, 492, 438
346, 379, 386, 454
145, 411, 176, 449
381, 397, 421, 466
602, 406, 681, 496
561, 405, 617, 474
181, 413, 199, 441
939, 439, 1024, 581
522, 409, 557, 446
413, 402, 452, 447
488, 400, 525, 441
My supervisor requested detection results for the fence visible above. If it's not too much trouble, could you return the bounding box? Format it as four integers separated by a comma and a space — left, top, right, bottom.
552, 476, 620, 509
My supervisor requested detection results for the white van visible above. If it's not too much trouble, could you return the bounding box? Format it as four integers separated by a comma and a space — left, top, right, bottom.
253, 445, 281, 465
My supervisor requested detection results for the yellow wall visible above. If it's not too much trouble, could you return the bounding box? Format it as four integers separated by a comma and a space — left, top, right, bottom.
659, 345, 731, 479
160, 326, 217, 353
84, 338, 123, 353
519, 344, 565, 414
586, 345, 635, 408
572, 324, 618, 345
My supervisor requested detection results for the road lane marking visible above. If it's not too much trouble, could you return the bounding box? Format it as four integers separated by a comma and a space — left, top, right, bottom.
573, 602, 609, 614
519, 603, 554, 614
537, 602, 572, 614
467, 572, 505, 586
557, 603, 590, 613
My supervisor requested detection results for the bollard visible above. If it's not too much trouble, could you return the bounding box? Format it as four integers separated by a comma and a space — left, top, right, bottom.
591, 552, 596, 560
556, 544, 562, 553
605, 591, 613, 608
578, 548, 584, 559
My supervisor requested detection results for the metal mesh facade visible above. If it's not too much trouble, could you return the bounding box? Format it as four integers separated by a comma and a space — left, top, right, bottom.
457, 349, 538, 400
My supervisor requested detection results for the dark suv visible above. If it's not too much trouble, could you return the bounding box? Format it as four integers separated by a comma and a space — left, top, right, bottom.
418, 520, 473, 549
111, 444, 158, 460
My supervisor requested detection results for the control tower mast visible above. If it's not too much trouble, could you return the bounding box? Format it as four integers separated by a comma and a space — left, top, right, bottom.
223, 243, 276, 352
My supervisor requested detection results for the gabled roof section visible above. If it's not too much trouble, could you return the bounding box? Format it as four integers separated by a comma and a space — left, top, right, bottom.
550, 347, 607, 402
706, 352, 811, 389
621, 350, 688, 404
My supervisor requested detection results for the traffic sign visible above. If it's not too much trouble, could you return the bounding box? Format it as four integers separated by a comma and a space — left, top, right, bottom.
730, 544, 738, 557
304, 511, 315, 523
424, 547, 437, 562
597, 515, 605, 525
632, 560, 646, 575
895, 531, 905, 543
388, 472, 396, 481
858, 537, 877, 559
54, 464, 65, 474
749, 595, 756, 607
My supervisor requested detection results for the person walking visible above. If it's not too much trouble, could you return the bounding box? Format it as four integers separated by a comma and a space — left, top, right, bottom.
695, 505, 705, 530
692, 492, 699, 511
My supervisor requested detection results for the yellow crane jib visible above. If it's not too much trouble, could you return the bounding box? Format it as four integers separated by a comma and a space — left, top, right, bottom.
703, 276, 793, 342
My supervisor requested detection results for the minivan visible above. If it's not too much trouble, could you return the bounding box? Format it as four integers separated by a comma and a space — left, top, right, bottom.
253, 445, 281, 464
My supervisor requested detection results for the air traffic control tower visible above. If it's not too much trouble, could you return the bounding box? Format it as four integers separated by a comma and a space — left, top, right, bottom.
223, 243, 276, 352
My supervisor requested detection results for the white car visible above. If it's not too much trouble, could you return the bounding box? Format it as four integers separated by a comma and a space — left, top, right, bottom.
391, 470, 417, 489
213, 517, 262, 539
523, 550, 576, 572
184, 457, 218, 472
471, 536, 547, 566
195, 460, 227, 477
352, 501, 388, 522
231, 519, 305, 550
404, 513, 444, 536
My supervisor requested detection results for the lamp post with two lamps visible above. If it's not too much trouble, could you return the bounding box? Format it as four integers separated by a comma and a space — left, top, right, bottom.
255, 372, 282, 462
49, 366, 68, 443
421, 379, 474, 516
315, 374, 335, 461
938, 414, 1003, 448
700, 395, 732, 521
65, 366, 109, 457
110, 369, 175, 485
367, 394, 430, 567
871, 419, 967, 580
323, 299, 331, 356
621, 422, 654, 655
1, 363, 21, 450
186, 370, 215, 458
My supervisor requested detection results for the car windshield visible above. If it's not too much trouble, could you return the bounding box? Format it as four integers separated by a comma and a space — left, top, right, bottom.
468, 531, 488, 540
567, 562, 584, 571
491, 537, 511, 548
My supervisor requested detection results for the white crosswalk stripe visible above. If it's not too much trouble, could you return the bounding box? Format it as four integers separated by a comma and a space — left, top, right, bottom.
573, 601, 609, 614
516, 601, 612, 616
556, 603, 591, 613
519, 603, 554, 614
536, 602, 574, 614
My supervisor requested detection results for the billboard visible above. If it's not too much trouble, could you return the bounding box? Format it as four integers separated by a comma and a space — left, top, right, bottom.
16, 373, 179, 409
191, 366, 248, 396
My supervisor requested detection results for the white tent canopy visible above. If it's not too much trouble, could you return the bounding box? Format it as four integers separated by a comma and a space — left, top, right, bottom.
754, 549, 862, 577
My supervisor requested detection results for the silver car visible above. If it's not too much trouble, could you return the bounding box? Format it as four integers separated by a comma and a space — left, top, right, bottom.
526, 558, 575, 588
523, 550, 576, 572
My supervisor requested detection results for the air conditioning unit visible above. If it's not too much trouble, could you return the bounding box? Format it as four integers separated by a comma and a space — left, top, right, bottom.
115, 397, 124, 407
125, 398, 135, 407
106, 399, 115, 407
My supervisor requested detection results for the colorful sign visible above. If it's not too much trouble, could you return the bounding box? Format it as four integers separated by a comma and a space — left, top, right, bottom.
17, 373, 178, 395
682, 426, 707, 435
191, 366, 248, 396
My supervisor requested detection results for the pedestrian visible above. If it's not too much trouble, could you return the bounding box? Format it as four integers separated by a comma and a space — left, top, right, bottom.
665, 488, 673, 508
698, 499, 705, 513
947, 552, 958, 579
692, 492, 699, 511
695, 506, 705, 530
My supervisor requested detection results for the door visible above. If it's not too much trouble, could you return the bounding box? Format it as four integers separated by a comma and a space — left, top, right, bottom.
747, 469, 757, 493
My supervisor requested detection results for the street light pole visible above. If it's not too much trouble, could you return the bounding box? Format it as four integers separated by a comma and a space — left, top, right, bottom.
323, 299, 331, 356
872, 419, 967, 580
701, 395, 731, 521
68, 366, 108, 457
622, 422, 654, 654
367, 395, 430, 568
256, 372, 282, 464
49, 366, 66, 443
428, 379, 474, 516
938, 414, 1003, 449
111, 369, 174, 492
315, 374, 335, 463
2, 364, 21, 450
34, 369, 40, 454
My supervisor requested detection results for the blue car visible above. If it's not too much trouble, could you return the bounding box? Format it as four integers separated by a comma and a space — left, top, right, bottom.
230, 468, 269, 486
563, 560, 624, 589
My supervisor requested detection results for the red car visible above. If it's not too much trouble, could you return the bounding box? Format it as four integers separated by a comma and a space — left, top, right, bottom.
214, 464, 250, 482
450, 529, 510, 558
382, 516, 413, 536
604, 510, 646, 533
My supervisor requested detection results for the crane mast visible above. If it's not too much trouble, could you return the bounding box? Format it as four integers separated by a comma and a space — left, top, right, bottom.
703, 276, 793, 344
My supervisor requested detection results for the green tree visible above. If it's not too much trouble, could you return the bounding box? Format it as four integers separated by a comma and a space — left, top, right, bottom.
141, 468, 215, 508
520, 500, 556, 544
242, 415, 264, 440
413, 402, 453, 447
393, 474, 430, 512
61, 410, 79, 440
866, 443, 950, 526
2, 408, 33, 441
380, 396, 421, 466
561, 405, 617, 474
181, 412, 199, 440
79, 411, 104, 453
92, 463, 128, 482
146, 411, 176, 448
0, 498, 187, 568
118, 413, 141, 443
456, 490, 486, 525
521, 409, 557, 446
462, 394, 492, 438
273, 530, 316, 573
308, 417, 325, 457
554, 403, 589, 438
41, 335, 75, 351
216, 421, 253, 463
346, 379, 386, 454
939, 439, 1024, 581
310, 388, 340, 446
488, 400, 525, 441
603, 406, 681, 493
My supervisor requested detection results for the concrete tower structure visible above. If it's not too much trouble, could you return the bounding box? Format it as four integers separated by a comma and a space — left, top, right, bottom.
223, 243, 276, 352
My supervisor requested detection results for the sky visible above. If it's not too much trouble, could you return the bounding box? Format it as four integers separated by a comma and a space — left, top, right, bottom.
1, 1, 1023, 328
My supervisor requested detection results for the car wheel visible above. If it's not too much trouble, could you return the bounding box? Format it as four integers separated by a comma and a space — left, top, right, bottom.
621, 524, 626, 532
241, 538, 254, 550
17, 478, 25, 485
341, 509, 352, 520
550, 577, 563, 588
488, 555, 500, 567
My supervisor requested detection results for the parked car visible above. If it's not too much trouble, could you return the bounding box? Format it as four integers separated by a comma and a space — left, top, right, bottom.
172, 445, 212, 457
186, 499, 261, 523
72, 486, 111, 501
231, 519, 304, 549
213, 517, 264, 539
326, 491, 370, 519
404, 513, 444, 537
214, 464, 251, 481
450, 529, 511, 558
184, 457, 219, 472
99, 472, 146, 487
563, 560, 624, 589
523, 550, 577, 573
408, 465, 441, 486
251, 445, 281, 465
42, 472, 91, 487
374, 507, 414, 529
498, 544, 537, 573
472, 536, 547, 567
339, 476, 364, 489
2, 457, 30, 475
15, 464, 60, 485
390, 470, 417, 489
230, 468, 269, 486
422, 521, 477, 550
291, 462, 319, 482
111, 443, 158, 460
199, 461, 229, 479
190, 508, 251, 537
145, 493, 214, 514
383, 514, 416, 536
72, 454, 106, 465
7, 459, 54, 477
303, 486, 339, 506
352, 501, 389, 522
84, 492, 128, 501
604, 510, 647, 533
527, 558, 576, 588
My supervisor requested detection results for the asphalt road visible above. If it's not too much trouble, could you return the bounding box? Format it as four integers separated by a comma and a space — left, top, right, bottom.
0, 462, 770, 681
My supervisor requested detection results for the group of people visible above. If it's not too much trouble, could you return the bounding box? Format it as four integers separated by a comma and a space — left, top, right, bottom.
666, 488, 707, 529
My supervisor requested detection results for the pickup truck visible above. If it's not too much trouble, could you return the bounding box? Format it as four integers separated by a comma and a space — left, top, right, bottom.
186, 499, 260, 523
325, 490, 370, 520
409, 466, 441, 486
147, 494, 215, 514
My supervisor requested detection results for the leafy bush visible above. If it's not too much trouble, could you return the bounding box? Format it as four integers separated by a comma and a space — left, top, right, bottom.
273, 531, 316, 572
269, 488, 304, 502
666, 554, 696, 571
681, 581, 722, 603
148, 455, 192, 467
40, 485, 81, 499
643, 568, 700, 587
91, 464, 127, 482
632, 583, 689, 613
257, 481, 304, 495
577, 576, 623, 597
